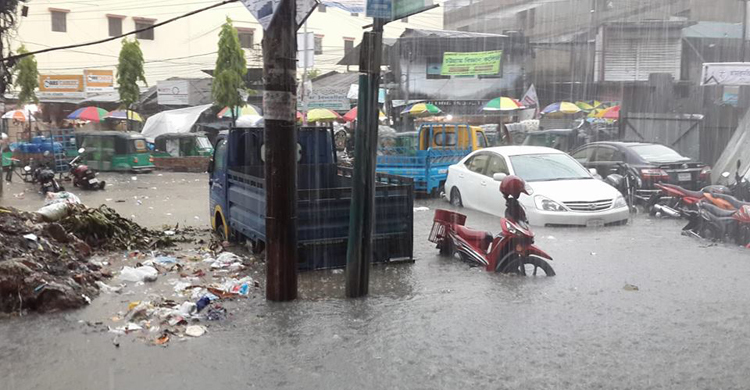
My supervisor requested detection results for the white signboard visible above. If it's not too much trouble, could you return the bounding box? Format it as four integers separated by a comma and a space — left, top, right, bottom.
157, 80, 190, 105
701, 62, 750, 86
240, 0, 317, 30
302, 88, 349, 110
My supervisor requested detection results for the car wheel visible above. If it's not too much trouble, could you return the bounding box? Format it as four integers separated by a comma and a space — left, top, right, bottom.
450, 187, 463, 207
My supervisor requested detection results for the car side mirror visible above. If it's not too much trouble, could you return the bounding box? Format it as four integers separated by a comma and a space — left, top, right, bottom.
589, 168, 598, 176
493, 172, 507, 182
207, 157, 214, 173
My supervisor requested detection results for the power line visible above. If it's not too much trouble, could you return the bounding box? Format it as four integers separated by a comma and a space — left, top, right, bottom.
3, 0, 239, 64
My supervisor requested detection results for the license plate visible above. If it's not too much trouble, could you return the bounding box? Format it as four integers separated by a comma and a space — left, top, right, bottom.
88, 178, 98, 184
586, 219, 604, 228
678, 173, 691, 182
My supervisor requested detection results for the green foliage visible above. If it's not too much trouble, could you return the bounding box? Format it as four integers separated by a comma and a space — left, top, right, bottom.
305, 68, 322, 80
116, 38, 147, 108
212, 18, 247, 123
14, 45, 38, 105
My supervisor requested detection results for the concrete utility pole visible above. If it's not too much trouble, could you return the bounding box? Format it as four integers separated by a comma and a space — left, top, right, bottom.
345, 19, 384, 298
263, 0, 298, 301
742, 0, 749, 62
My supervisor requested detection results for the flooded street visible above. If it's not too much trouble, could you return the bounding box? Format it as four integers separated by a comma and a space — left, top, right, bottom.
2, 173, 750, 389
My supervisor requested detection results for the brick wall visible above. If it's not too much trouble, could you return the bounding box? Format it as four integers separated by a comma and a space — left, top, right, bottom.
152, 156, 209, 173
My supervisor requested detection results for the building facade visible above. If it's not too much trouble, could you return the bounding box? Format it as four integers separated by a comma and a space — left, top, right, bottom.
10, 0, 443, 89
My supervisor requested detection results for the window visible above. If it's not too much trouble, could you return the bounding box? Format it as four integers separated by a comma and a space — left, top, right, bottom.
466, 154, 490, 174
314, 36, 323, 55
529, 8, 536, 29
572, 147, 594, 163
135, 19, 155, 40
107, 16, 123, 37
485, 155, 509, 177
510, 154, 592, 182
214, 139, 228, 172
238, 29, 254, 49
318, 4, 326, 12
517, 10, 528, 30
476, 132, 488, 148
50, 9, 67, 32
433, 131, 457, 147
344, 39, 354, 55
593, 147, 622, 162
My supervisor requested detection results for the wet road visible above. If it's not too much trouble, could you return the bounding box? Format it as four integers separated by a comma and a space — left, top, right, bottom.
3, 173, 750, 389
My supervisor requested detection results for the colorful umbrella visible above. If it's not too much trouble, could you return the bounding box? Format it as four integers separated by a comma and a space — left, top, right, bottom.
541, 102, 582, 116
343, 106, 386, 122
401, 103, 442, 117
217, 104, 262, 118
306, 108, 343, 122
67, 106, 109, 122
482, 97, 524, 111
595, 105, 620, 120
1, 109, 36, 122
575, 101, 604, 112
106, 109, 143, 122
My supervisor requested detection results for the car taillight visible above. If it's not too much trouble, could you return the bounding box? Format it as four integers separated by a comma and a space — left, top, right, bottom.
641, 168, 669, 180
133, 157, 139, 163
700, 166, 711, 180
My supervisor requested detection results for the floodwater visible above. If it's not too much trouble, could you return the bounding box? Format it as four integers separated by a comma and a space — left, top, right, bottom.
2, 173, 750, 389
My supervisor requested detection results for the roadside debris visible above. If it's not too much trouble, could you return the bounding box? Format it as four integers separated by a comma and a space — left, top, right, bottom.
623, 283, 639, 291
118, 266, 158, 283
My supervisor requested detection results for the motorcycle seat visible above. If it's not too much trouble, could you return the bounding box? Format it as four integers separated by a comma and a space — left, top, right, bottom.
455, 225, 493, 251
702, 203, 736, 218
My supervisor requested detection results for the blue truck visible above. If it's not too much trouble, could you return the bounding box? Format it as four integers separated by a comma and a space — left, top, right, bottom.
376, 123, 488, 195
208, 126, 414, 270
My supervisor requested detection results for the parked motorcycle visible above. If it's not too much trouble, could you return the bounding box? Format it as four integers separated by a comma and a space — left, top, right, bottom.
717, 160, 750, 202
38, 166, 64, 194
428, 175, 555, 276
69, 148, 105, 190
604, 162, 643, 213
683, 199, 750, 246
647, 182, 731, 218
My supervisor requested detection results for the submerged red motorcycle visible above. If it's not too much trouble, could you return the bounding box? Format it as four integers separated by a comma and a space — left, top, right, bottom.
429, 175, 555, 276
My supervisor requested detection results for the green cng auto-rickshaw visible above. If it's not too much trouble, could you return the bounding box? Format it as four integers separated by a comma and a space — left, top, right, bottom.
76, 131, 154, 172
152, 133, 213, 158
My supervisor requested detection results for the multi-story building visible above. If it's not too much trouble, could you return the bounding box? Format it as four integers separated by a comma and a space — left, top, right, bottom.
10, 0, 443, 90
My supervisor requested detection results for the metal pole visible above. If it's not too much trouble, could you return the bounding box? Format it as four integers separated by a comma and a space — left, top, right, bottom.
743, 0, 748, 62
345, 19, 384, 298
263, 0, 298, 301
302, 22, 309, 125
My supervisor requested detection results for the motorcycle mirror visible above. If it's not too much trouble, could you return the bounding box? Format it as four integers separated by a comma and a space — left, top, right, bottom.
722, 172, 731, 178
493, 172, 507, 182
24, 166, 31, 172
78, 148, 85, 154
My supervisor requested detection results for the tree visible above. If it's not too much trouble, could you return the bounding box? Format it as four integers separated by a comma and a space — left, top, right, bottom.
305, 68, 321, 80
116, 38, 146, 128
14, 45, 38, 105
212, 18, 247, 127
0, 0, 27, 97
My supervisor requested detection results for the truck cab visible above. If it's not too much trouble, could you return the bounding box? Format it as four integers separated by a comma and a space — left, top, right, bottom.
377, 123, 486, 195
209, 126, 414, 270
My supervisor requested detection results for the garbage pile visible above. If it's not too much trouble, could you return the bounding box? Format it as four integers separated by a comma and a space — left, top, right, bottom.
99, 251, 259, 346
0, 202, 179, 313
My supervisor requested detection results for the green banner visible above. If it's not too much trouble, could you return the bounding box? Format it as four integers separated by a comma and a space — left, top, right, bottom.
440, 50, 503, 76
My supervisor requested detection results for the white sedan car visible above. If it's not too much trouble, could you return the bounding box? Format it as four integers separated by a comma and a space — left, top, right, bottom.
444, 146, 629, 227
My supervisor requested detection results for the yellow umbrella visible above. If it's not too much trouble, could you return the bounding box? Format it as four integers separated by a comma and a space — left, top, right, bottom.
306, 108, 343, 122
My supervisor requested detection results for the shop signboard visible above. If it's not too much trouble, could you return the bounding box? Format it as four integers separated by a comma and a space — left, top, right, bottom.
441, 50, 503, 76
83, 69, 115, 93
39, 75, 85, 98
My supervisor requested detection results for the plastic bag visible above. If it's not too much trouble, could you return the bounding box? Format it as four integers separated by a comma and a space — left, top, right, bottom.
37, 203, 70, 222
44, 191, 81, 206
118, 266, 158, 283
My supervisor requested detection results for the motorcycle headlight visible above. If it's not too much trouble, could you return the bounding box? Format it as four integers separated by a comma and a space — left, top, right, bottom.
534, 196, 567, 212
613, 195, 627, 209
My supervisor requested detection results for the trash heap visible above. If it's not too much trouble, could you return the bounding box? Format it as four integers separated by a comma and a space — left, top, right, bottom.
0, 202, 177, 313
101, 252, 259, 346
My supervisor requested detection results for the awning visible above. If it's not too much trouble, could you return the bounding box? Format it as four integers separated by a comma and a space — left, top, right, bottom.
140, 104, 212, 142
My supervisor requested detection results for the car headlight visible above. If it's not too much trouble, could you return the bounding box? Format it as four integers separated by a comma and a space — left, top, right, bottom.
534, 195, 567, 212
613, 195, 627, 209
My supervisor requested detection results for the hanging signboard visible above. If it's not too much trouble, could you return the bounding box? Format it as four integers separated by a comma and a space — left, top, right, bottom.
38, 75, 85, 98
157, 80, 190, 105
701, 63, 750, 86
441, 50, 503, 76
301, 88, 350, 110
239, 0, 317, 30
83, 69, 115, 93
392, 0, 431, 20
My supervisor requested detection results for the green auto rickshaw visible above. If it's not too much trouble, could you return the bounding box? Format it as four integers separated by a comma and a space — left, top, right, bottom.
76, 131, 154, 172
152, 133, 213, 158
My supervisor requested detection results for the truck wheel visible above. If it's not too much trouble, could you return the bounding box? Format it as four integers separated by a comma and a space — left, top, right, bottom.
215, 216, 228, 241
250, 240, 265, 254
450, 188, 463, 207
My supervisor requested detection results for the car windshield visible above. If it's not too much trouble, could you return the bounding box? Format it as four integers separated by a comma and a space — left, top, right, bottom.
630, 144, 690, 162
509, 153, 592, 182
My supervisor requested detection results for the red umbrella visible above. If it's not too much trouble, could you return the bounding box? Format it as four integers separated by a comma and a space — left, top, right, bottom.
596, 105, 621, 120
343, 106, 386, 122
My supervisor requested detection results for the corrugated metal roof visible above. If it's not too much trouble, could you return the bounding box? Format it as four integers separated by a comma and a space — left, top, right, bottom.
683, 21, 742, 39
